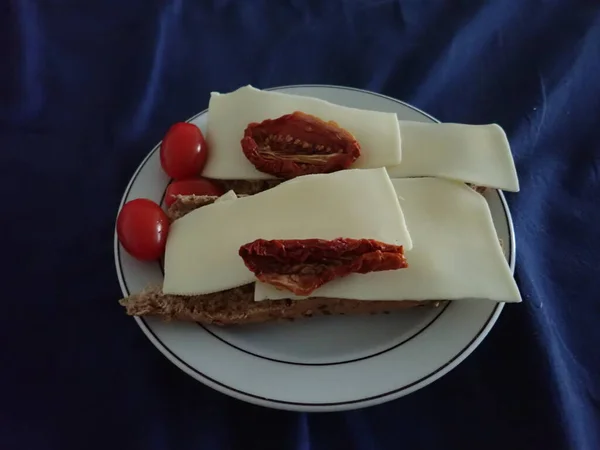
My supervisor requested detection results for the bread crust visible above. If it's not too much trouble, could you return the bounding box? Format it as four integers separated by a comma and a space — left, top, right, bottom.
119, 284, 441, 325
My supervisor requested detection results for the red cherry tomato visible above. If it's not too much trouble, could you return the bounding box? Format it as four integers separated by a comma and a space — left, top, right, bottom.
164, 178, 225, 207
117, 199, 170, 261
160, 122, 208, 179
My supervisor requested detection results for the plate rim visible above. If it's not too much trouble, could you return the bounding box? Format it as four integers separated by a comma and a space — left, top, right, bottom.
114, 84, 513, 411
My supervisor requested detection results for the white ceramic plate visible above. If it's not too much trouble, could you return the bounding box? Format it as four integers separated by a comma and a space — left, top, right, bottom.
115, 85, 514, 412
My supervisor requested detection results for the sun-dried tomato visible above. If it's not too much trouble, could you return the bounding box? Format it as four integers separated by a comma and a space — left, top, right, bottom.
239, 238, 407, 296
241, 111, 361, 179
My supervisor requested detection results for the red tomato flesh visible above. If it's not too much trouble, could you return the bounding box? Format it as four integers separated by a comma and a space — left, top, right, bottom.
117, 199, 170, 261
160, 122, 208, 179
164, 178, 224, 207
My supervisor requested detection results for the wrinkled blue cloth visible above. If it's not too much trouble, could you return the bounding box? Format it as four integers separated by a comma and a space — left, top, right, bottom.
1, 1, 599, 449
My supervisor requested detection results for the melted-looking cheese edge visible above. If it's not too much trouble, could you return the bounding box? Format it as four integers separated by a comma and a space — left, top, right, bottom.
254, 178, 521, 303
163, 168, 412, 295
387, 122, 519, 192
203, 85, 402, 180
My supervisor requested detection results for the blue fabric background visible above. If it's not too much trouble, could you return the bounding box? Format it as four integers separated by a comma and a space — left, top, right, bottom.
1, 1, 599, 449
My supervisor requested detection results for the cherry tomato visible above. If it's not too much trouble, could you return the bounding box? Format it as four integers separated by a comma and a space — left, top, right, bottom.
160, 122, 208, 179
164, 178, 224, 207
117, 199, 170, 261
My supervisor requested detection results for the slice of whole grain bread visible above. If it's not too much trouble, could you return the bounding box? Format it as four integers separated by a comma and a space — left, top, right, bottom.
120, 180, 443, 326
119, 283, 441, 325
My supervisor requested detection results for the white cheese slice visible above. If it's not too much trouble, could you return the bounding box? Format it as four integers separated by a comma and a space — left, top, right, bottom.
214, 190, 237, 203
387, 122, 519, 192
203, 85, 402, 180
163, 168, 412, 295
255, 177, 521, 303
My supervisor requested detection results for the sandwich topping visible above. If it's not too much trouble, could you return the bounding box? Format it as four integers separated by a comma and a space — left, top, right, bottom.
118, 86, 522, 325
241, 111, 361, 179
239, 238, 408, 296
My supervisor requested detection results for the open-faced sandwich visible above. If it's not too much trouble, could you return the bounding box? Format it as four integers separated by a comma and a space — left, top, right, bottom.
117, 85, 521, 326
